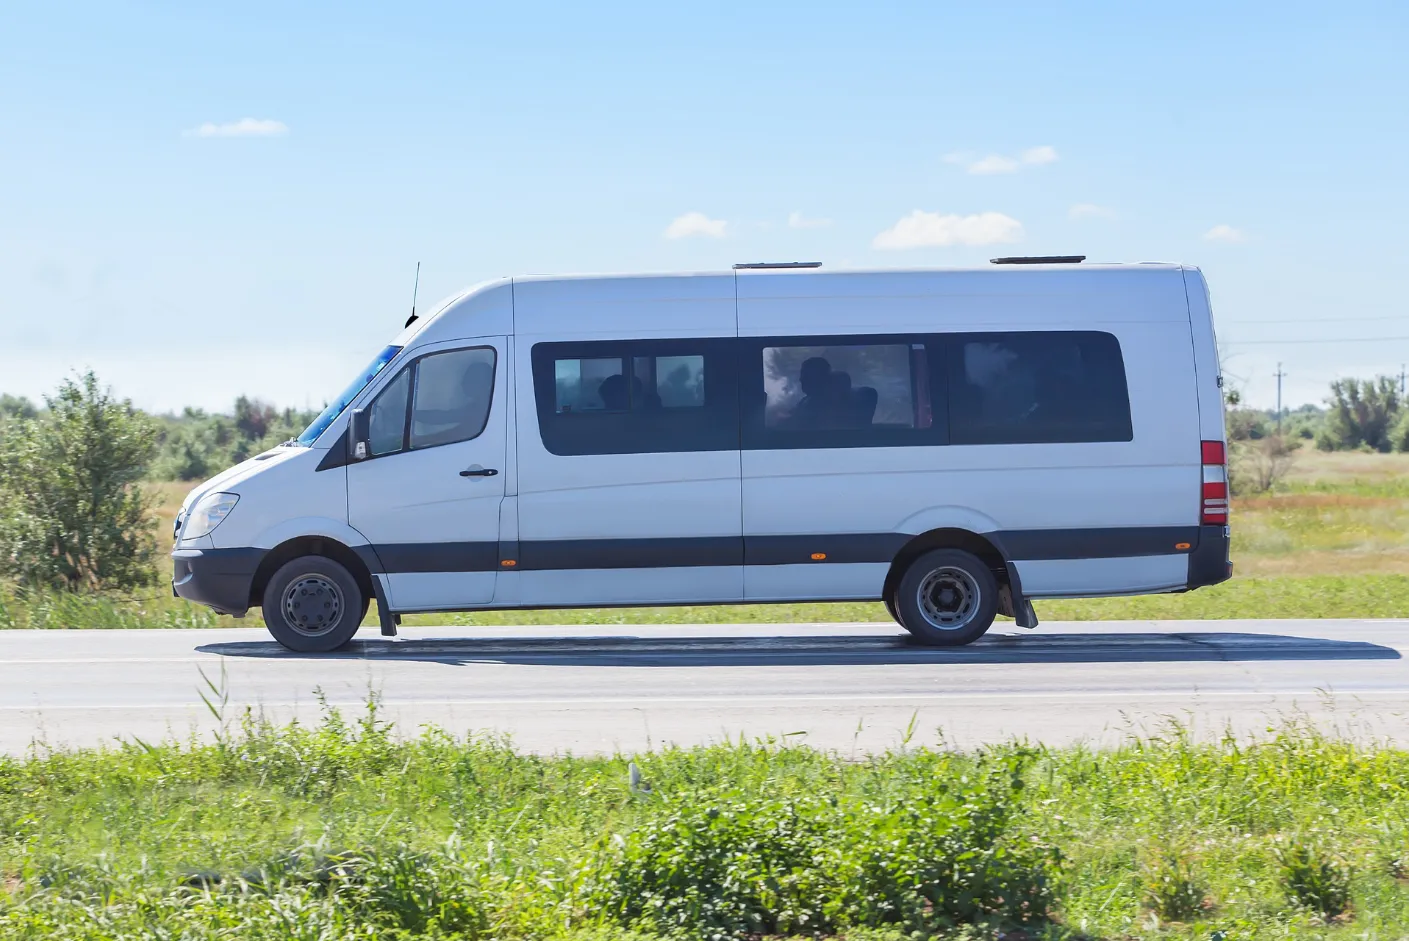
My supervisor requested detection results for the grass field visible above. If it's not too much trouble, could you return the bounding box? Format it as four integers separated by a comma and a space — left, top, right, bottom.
3, 703, 1409, 940
3, 450, 1405, 630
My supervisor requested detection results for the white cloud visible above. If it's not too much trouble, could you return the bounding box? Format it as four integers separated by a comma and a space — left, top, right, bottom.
183, 118, 289, 138
967, 154, 1022, 175
1069, 203, 1117, 220
945, 145, 1059, 175
873, 210, 1024, 250
1203, 224, 1247, 243
664, 211, 727, 240
787, 211, 832, 229
1021, 145, 1059, 166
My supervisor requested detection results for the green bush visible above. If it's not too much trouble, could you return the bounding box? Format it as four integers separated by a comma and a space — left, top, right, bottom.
0, 372, 158, 591
591, 752, 1054, 939
593, 795, 841, 938
1276, 839, 1351, 920
1141, 846, 1207, 921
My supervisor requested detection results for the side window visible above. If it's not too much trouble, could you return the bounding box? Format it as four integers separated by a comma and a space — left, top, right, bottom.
410, 347, 496, 449
555, 357, 625, 412
763, 343, 932, 430
363, 346, 497, 457
744, 337, 944, 450
533, 340, 735, 455
368, 368, 410, 456
948, 331, 1132, 444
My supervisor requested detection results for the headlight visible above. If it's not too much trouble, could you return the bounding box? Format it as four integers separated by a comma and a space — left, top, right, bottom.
182, 492, 239, 539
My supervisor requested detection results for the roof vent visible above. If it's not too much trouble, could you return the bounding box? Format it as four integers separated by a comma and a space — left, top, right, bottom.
733, 261, 823, 270
990, 255, 1086, 265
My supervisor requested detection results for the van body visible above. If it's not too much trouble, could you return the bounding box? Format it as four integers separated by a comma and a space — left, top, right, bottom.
172, 263, 1232, 651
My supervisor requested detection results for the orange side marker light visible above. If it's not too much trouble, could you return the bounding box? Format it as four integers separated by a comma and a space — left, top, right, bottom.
501, 559, 517, 567
1175, 542, 1191, 551
810, 552, 827, 561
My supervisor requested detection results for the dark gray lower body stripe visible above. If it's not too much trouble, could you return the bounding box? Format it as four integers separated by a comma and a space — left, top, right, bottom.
519, 536, 740, 570
994, 527, 1199, 561
366, 527, 1202, 574
745, 533, 909, 566
374, 542, 499, 574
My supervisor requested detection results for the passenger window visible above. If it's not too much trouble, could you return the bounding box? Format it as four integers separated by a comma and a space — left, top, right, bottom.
635, 354, 705, 408
555, 357, 625, 412
948, 331, 1132, 444
533, 340, 736, 455
409, 347, 497, 449
368, 368, 410, 456
762, 343, 933, 431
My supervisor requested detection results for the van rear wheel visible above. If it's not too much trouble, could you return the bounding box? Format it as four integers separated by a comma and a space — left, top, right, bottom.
894, 549, 998, 647
262, 556, 364, 653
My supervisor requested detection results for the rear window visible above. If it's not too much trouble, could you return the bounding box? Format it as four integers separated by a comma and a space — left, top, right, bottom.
948, 331, 1132, 444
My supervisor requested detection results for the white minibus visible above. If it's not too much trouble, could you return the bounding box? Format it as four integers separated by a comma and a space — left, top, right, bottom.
173, 259, 1232, 652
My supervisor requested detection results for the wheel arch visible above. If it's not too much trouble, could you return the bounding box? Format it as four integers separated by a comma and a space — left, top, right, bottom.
883, 528, 1014, 612
249, 536, 376, 610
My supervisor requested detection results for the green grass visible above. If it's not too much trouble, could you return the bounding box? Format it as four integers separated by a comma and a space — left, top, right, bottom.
4, 702, 1409, 939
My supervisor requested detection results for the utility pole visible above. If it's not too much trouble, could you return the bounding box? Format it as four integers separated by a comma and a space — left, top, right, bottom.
1274, 363, 1286, 436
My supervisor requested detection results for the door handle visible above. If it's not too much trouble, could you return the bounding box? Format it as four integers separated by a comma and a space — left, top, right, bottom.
460, 466, 499, 478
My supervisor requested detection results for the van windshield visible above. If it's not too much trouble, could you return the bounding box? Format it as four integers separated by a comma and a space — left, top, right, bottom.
296, 345, 403, 446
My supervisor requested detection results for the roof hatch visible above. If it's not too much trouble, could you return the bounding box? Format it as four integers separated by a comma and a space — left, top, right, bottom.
990, 255, 1086, 265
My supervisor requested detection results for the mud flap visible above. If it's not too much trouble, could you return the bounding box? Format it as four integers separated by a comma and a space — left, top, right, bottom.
1005, 561, 1039, 629
370, 575, 399, 637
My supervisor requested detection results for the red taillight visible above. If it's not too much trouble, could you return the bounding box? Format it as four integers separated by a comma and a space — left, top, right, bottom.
1201, 439, 1228, 525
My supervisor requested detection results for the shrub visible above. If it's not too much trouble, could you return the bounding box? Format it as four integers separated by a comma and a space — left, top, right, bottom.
593, 795, 841, 939
1140, 846, 1206, 921
0, 372, 158, 591
1276, 839, 1351, 920
591, 752, 1055, 940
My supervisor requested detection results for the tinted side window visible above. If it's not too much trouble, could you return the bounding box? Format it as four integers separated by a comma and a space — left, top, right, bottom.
948, 331, 1132, 444
533, 340, 736, 455
743, 337, 946, 450
410, 347, 496, 449
368, 368, 410, 456
364, 346, 497, 457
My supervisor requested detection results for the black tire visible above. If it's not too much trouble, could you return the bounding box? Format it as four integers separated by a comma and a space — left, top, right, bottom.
894, 549, 999, 647
262, 556, 364, 653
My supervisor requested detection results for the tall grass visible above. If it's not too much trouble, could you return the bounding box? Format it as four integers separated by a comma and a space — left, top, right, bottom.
4, 703, 1409, 938
0, 583, 220, 630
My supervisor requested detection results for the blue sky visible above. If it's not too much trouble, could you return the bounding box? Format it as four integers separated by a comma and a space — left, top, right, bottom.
2, 0, 1406, 412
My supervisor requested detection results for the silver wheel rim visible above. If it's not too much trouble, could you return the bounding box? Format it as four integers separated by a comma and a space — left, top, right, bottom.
916, 566, 981, 631
283, 575, 344, 637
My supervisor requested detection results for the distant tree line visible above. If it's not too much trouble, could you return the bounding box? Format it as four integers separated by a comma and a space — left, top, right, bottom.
2, 390, 319, 482
1226, 375, 1409, 453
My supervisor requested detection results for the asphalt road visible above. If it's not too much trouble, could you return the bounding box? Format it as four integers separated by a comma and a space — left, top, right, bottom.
2, 620, 1408, 755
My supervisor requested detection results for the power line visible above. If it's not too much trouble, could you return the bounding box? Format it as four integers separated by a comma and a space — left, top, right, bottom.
1220, 315, 1409, 325
1222, 335, 1409, 345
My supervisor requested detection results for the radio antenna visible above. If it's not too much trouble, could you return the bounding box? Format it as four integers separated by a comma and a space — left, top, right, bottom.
404, 261, 421, 328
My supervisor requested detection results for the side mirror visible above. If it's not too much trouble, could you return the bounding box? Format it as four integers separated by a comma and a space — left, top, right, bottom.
349, 408, 370, 461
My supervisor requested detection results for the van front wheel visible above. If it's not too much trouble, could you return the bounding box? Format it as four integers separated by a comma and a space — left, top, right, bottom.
262, 556, 364, 653
894, 549, 998, 647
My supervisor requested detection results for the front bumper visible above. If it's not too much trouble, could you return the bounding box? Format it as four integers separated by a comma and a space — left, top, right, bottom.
1186, 524, 1232, 590
172, 547, 266, 617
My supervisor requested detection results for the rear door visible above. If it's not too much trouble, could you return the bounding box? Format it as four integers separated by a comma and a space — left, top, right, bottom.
348, 337, 508, 609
